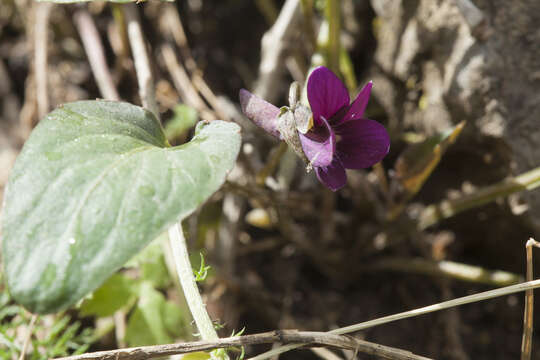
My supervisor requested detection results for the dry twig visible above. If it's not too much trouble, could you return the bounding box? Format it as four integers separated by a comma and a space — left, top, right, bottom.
54, 330, 432, 360
521, 238, 540, 360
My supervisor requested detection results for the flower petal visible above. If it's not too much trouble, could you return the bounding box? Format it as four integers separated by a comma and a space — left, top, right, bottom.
239, 89, 281, 138
338, 81, 372, 125
307, 66, 349, 126
335, 118, 390, 169
299, 116, 335, 167
315, 158, 347, 191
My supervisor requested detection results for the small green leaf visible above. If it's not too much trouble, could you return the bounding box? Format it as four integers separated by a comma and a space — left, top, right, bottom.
164, 104, 198, 142
194, 252, 211, 282
80, 274, 136, 317
2, 100, 241, 314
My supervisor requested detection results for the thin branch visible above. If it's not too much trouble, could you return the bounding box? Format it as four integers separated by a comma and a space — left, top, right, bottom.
123, 5, 159, 118
35, 2, 52, 119
74, 10, 120, 101
249, 279, 540, 360
54, 330, 431, 360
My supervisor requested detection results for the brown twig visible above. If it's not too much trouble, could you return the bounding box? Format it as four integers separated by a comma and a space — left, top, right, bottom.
521, 238, 540, 360
54, 330, 432, 360
74, 10, 120, 101
35, 2, 52, 119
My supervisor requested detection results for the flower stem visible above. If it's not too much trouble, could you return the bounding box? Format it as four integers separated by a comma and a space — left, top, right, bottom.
325, 0, 340, 75
168, 223, 218, 342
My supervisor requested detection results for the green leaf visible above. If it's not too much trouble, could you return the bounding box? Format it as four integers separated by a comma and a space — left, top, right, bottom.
2, 100, 241, 314
164, 104, 198, 142
125, 237, 171, 289
125, 282, 187, 346
79, 273, 137, 317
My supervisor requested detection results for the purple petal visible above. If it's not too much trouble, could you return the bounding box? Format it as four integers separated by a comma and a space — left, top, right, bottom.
299, 116, 335, 167
335, 119, 390, 169
239, 89, 281, 138
337, 81, 372, 125
307, 66, 349, 126
315, 158, 347, 191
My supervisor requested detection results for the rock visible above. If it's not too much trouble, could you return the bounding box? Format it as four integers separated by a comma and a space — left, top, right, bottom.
369, 0, 540, 227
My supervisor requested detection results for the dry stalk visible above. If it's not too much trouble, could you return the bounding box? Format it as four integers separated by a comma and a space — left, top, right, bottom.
74, 10, 120, 101
521, 238, 540, 360
35, 2, 52, 119
54, 330, 432, 360
123, 5, 158, 118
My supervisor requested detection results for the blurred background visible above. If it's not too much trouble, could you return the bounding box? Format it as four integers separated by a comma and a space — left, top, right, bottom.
1, 0, 540, 359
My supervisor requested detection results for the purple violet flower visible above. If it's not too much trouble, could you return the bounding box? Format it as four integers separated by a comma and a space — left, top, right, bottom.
239, 66, 390, 191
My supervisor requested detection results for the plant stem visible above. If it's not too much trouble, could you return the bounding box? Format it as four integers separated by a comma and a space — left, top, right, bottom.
418, 165, 540, 230
300, 0, 316, 51
124, 3, 222, 356
168, 223, 218, 342
325, 0, 340, 75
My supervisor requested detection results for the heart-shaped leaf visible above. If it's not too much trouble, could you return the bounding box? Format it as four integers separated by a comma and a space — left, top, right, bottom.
2, 100, 241, 314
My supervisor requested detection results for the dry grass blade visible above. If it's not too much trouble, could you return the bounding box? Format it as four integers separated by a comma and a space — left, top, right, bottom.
123, 5, 158, 118
249, 279, 540, 360
521, 238, 540, 360
74, 10, 119, 101
35, 2, 52, 120
18, 314, 38, 360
